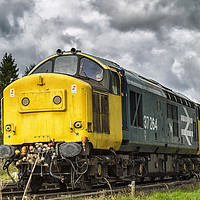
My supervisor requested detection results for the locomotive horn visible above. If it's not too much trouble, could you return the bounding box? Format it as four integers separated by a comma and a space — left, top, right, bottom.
71, 48, 76, 54
56, 49, 63, 55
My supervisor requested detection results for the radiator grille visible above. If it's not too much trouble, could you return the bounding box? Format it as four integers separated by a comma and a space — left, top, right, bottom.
101, 94, 109, 133
92, 92, 109, 134
93, 93, 101, 132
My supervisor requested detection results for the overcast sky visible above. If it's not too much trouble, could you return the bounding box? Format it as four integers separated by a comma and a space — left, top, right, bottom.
1, 0, 200, 101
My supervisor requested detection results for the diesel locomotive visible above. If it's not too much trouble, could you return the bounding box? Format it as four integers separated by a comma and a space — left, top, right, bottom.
0, 48, 200, 192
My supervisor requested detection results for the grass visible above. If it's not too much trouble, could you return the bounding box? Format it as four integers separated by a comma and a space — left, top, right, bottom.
0, 160, 18, 200
0, 160, 18, 182
142, 186, 200, 200
73, 184, 200, 200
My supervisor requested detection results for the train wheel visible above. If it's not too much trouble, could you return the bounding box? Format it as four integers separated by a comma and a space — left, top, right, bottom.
59, 181, 67, 191
159, 176, 165, 181
139, 177, 145, 182
80, 180, 92, 190
110, 182, 116, 188
30, 176, 43, 193
149, 177, 155, 181
79, 175, 92, 190
173, 175, 180, 181
193, 175, 197, 188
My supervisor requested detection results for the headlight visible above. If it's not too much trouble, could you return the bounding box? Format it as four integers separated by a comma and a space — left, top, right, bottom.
53, 96, 62, 105
22, 97, 30, 106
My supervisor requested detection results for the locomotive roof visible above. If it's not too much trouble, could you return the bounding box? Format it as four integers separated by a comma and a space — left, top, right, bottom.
36, 49, 193, 105
124, 69, 193, 103
90, 53, 193, 103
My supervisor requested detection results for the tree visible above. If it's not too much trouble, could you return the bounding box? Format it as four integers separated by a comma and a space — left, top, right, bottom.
23, 64, 36, 77
0, 53, 19, 98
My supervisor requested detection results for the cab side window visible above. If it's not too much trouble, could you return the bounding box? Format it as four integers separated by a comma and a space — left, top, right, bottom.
111, 71, 120, 95
79, 58, 103, 81
130, 91, 143, 127
167, 104, 178, 137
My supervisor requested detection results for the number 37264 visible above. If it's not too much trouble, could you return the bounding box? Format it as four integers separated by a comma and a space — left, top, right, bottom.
143, 115, 158, 131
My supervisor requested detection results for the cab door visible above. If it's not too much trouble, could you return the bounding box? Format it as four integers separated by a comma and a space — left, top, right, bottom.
89, 69, 122, 151
109, 70, 123, 149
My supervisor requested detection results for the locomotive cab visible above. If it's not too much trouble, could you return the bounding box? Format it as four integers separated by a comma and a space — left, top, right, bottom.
27, 49, 123, 150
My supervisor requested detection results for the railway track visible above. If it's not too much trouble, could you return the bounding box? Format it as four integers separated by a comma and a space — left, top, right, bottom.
1, 178, 198, 200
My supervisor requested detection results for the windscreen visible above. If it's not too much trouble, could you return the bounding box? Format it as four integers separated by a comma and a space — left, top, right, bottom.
31, 55, 105, 82
31, 55, 78, 75
31, 61, 53, 74
54, 56, 78, 75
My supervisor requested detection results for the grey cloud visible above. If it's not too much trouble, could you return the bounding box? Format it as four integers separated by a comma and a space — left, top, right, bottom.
0, 0, 35, 39
91, 0, 200, 33
60, 34, 82, 49
177, 58, 200, 89
0, 0, 200, 103
149, 56, 200, 100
